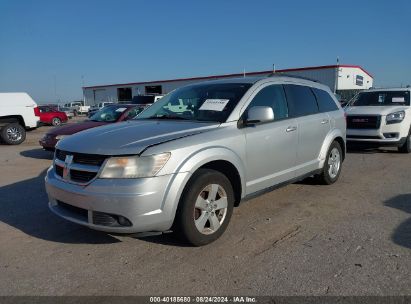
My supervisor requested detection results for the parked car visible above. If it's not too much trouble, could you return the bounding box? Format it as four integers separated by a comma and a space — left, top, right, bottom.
40, 104, 147, 150
45, 76, 346, 246
55, 106, 75, 119
37, 106, 68, 126
87, 102, 115, 118
63, 101, 90, 115
345, 88, 411, 152
0, 93, 40, 145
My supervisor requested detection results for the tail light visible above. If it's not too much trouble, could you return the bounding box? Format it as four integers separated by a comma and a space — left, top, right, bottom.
34, 107, 40, 116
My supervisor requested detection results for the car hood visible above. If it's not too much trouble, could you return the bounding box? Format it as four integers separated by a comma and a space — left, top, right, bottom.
48, 121, 108, 136
345, 106, 409, 116
56, 120, 220, 155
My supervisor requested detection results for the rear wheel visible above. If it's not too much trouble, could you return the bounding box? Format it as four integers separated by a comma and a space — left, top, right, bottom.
51, 117, 62, 126
398, 132, 411, 153
0, 123, 26, 145
316, 141, 343, 185
173, 169, 234, 246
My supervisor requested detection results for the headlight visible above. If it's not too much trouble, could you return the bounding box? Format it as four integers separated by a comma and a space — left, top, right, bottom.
386, 111, 405, 124
100, 153, 171, 178
56, 135, 69, 140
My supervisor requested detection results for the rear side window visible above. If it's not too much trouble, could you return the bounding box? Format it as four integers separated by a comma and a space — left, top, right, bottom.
312, 88, 339, 112
284, 85, 319, 117
247, 85, 288, 120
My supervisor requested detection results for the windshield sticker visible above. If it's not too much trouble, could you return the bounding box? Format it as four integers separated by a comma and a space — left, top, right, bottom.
392, 97, 405, 103
199, 99, 230, 111
115, 107, 127, 112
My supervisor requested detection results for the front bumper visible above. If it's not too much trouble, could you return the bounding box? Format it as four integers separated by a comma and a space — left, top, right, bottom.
45, 167, 191, 233
346, 120, 408, 147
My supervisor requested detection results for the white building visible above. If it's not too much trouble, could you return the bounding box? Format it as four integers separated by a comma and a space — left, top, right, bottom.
82, 64, 373, 105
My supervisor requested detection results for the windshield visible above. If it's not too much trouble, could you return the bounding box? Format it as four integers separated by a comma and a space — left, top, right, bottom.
136, 83, 252, 123
353, 91, 410, 106
90, 105, 128, 122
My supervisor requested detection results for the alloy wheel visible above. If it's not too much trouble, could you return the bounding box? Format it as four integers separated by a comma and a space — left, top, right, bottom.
328, 147, 341, 179
6, 127, 22, 142
193, 184, 228, 235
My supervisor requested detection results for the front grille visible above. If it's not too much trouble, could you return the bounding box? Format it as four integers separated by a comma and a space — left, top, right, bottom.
347, 115, 381, 129
70, 170, 97, 183
55, 165, 64, 177
54, 149, 107, 184
56, 149, 107, 166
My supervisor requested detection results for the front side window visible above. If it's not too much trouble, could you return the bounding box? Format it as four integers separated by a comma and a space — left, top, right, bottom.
246, 85, 288, 121
284, 84, 319, 117
89, 105, 128, 122
353, 91, 410, 106
136, 83, 252, 123
312, 88, 339, 112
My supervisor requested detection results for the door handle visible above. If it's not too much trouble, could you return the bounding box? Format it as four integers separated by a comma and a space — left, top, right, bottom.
321, 119, 329, 124
286, 126, 297, 132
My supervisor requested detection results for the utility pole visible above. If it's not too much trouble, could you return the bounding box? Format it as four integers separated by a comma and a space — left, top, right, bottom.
81, 75, 86, 105
53, 75, 57, 103
334, 57, 339, 94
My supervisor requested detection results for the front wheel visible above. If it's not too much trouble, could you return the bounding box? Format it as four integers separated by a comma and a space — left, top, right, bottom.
0, 123, 26, 145
316, 141, 343, 185
173, 169, 234, 246
51, 117, 62, 126
398, 132, 411, 153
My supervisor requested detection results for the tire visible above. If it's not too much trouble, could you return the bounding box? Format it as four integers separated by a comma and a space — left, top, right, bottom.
316, 141, 343, 185
173, 169, 235, 246
51, 117, 62, 126
0, 123, 26, 145
398, 131, 411, 153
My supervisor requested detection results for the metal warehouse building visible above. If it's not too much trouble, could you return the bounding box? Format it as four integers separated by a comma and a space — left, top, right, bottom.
82, 64, 373, 105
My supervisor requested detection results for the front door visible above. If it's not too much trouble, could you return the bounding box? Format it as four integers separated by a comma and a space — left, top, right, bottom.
242, 84, 298, 195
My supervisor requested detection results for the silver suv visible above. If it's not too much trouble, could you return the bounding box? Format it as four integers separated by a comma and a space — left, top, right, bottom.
46, 76, 346, 246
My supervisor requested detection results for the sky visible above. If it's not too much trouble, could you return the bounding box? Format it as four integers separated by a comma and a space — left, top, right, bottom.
0, 0, 410, 103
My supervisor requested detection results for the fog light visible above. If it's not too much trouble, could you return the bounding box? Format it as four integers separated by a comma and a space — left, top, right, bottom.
118, 216, 132, 227
383, 133, 399, 139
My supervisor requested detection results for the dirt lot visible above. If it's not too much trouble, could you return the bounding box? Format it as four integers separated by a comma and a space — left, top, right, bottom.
0, 120, 410, 296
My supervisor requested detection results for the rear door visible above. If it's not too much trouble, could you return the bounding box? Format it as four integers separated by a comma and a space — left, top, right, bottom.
242, 84, 298, 195
284, 84, 331, 176
39, 107, 53, 123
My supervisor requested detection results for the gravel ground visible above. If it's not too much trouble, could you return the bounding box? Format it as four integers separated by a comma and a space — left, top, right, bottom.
0, 120, 410, 296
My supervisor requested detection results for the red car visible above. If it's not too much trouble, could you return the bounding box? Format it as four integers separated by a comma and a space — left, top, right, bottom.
35, 106, 68, 126
39, 104, 147, 150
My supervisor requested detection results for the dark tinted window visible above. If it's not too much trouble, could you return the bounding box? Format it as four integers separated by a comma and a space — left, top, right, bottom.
132, 95, 155, 104
247, 85, 288, 120
284, 85, 319, 117
313, 88, 339, 112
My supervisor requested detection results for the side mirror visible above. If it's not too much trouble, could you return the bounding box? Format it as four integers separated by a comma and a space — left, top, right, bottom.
246, 106, 274, 125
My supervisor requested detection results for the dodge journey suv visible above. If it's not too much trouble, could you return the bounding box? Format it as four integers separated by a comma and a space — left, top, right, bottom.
345, 88, 411, 152
46, 76, 346, 246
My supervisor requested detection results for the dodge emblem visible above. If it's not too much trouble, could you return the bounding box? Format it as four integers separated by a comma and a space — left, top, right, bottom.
63, 155, 73, 180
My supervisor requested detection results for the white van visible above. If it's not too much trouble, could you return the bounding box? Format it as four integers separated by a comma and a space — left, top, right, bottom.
0, 93, 40, 145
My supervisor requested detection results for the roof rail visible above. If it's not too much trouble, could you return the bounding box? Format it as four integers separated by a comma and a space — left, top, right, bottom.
267, 72, 319, 83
